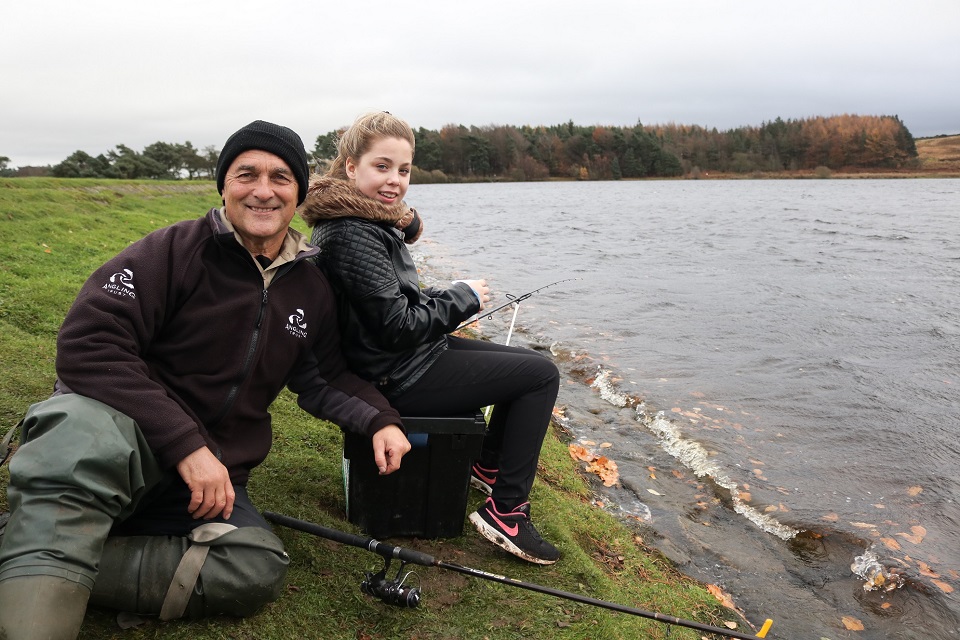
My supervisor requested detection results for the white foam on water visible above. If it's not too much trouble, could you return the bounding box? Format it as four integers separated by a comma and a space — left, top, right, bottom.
850, 549, 904, 592
589, 367, 631, 408
589, 367, 798, 540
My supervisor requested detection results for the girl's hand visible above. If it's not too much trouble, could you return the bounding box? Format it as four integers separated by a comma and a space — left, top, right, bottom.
462, 279, 490, 309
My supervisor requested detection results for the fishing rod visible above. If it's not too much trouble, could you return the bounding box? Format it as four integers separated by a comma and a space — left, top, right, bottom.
455, 277, 581, 333
262, 511, 774, 640
460, 277, 580, 419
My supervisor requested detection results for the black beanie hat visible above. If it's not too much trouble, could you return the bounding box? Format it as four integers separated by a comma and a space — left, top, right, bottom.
216, 120, 310, 205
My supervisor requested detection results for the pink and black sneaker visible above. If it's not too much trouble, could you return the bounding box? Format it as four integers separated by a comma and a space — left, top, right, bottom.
470, 463, 497, 496
468, 497, 560, 565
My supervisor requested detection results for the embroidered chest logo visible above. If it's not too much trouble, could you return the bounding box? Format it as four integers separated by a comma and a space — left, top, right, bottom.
285, 308, 308, 339
102, 268, 136, 299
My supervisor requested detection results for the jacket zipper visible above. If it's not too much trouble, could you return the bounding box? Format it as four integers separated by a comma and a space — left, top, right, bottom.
207, 270, 269, 430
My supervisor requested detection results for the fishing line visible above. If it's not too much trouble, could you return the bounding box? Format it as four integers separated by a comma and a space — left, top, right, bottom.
459, 277, 578, 419
263, 511, 774, 639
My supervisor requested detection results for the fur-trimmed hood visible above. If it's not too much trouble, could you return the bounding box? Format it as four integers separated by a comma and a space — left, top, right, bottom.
298, 175, 423, 244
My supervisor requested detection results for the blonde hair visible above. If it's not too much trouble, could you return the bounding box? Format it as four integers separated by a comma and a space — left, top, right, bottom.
328, 111, 416, 180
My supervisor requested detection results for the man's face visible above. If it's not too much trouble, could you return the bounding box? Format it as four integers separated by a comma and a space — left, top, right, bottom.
221, 149, 299, 254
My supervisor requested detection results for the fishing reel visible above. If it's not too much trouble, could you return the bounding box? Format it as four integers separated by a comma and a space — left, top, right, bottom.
360, 558, 422, 608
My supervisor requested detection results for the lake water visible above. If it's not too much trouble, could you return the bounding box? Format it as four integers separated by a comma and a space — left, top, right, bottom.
406, 179, 960, 640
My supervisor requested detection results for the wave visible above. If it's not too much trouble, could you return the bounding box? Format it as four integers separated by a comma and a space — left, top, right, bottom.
586, 366, 799, 541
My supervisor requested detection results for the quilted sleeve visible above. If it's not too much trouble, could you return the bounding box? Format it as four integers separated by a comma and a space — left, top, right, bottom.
314, 220, 479, 351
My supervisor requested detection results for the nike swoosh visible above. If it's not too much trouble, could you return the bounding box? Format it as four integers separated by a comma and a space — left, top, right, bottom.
487, 508, 519, 537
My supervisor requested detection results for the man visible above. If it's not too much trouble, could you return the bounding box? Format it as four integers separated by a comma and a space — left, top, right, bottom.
0, 120, 411, 639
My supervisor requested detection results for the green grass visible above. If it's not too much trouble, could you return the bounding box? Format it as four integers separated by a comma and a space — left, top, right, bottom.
0, 178, 734, 640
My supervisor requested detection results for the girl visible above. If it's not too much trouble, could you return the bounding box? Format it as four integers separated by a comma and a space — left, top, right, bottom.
299, 112, 560, 564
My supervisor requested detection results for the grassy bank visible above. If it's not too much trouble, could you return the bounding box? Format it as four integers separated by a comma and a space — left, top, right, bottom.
0, 178, 737, 639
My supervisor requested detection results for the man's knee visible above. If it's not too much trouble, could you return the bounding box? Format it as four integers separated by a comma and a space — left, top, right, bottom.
199, 525, 290, 617
92, 524, 289, 619
14, 394, 156, 500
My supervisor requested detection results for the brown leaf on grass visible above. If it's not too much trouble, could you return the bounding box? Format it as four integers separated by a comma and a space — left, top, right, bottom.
931, 579, 954, 594
841, 615, 865, 631
897, 525, 927, 545
706, 584, 736, 610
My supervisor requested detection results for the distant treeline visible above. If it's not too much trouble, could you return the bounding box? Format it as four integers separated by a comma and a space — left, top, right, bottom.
0, 114, 918, 181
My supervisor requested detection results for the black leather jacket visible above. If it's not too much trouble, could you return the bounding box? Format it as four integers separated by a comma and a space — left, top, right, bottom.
301, 177, 480, 398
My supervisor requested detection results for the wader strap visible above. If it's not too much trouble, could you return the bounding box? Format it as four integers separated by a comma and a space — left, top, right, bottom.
1, 419, 23, 467
159, 522, 237, 620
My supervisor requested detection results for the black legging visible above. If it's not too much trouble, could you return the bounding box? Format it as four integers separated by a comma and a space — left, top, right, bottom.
388, 336, 560, 508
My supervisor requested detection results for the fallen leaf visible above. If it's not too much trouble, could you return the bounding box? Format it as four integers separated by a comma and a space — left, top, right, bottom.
918, 561, 940, 578
880, 602, 892, 610
599, 442, 612, 448
706, 584, 736, 610
724, 621, 738, 630
850, 522, 877, 529
931, 579, 954, 594
647, 488, 663, 496
897, 525, 927, 545
568, 444, 594, 462
585, 456, 619, 487
582, 440, 596, 446
880, 537, 902, 551
906, 486, 923, 497
841, 615, 865, 630
739, 491, 752, 502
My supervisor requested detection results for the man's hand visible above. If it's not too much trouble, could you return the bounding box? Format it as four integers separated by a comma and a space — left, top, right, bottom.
372, 425, 411, 475
176, 447, 235, 520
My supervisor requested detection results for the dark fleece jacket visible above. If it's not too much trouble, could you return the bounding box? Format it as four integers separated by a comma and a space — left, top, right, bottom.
55, 208, 401, 483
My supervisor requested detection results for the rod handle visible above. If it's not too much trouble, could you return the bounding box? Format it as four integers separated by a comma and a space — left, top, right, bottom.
756, 618, 774, 638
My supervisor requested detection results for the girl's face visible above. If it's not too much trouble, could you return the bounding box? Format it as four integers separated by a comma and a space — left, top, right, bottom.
345, 136, 413, 205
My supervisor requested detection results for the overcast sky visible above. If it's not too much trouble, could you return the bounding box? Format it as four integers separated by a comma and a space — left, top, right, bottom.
3, 0, 958, 168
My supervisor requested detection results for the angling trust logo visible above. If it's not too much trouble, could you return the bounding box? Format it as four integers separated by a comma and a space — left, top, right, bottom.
286, 308, 307, 339
102, 268, 135, 299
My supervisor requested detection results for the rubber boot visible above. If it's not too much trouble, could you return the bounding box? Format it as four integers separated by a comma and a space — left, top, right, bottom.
89, 527, 288, 619
89, 535, 188, 615
0, 575, 90, 640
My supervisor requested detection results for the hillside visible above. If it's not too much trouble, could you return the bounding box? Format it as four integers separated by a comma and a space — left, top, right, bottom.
916, 134, 960, 173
